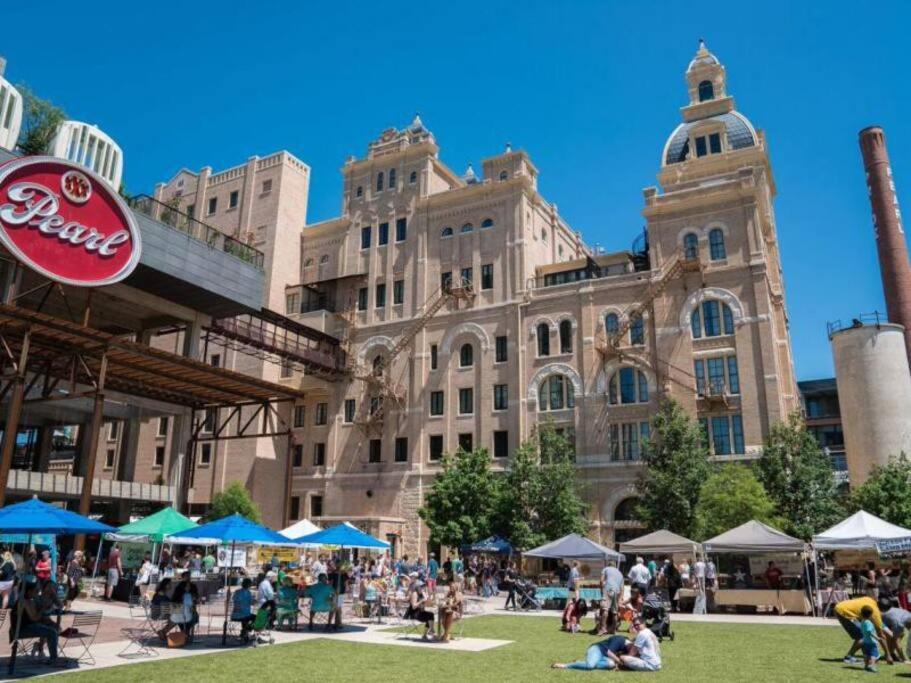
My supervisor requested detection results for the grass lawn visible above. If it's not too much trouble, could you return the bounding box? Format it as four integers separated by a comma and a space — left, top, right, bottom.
66, 615, 910, 682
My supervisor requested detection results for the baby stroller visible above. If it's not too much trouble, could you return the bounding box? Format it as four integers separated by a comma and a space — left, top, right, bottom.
641, 591, 674, 641
514, 578, 542, 611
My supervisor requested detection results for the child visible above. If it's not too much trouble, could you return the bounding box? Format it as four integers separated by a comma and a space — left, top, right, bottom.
861, 605, 882, 672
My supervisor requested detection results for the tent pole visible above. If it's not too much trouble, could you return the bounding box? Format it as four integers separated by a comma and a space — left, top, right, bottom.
88, 534, 104, 598
9, 532, 30, 675
222, 539, 234, 647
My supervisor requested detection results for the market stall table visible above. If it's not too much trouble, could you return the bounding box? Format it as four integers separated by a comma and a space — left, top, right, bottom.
676, 587, 811, 615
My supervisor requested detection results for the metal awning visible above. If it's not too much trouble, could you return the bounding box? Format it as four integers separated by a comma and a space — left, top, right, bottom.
0, 303, 304, 408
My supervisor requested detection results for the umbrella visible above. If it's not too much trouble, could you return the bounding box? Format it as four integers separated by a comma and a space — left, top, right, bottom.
167, 514, 291, 645
108, 507, 197, 544
0, 497, 115, 674
292, 522, 389, 549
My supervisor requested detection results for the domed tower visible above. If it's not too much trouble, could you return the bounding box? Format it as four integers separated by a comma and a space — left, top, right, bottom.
642, 40, 799, 451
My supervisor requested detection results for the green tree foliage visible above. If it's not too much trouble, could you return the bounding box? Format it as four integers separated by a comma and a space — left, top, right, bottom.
205, 481, 262, 524
17, 85, 65, 156
418, 447, 499, 549
635, 399, 710, 538
756, 411, 844, 539
850, 454, 911, 528
693, 464, 782, 540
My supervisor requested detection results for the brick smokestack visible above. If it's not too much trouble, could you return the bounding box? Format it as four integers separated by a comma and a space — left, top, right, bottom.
860, 126, 911, 369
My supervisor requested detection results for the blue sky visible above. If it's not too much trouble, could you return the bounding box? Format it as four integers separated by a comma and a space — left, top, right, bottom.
3, 1, 909, 380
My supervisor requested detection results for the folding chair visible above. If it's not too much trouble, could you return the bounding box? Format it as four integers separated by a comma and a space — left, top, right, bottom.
454, 596, 484, 639
118, 597, 159, 658
60, 610, 103, 666
304, 599, 333, 631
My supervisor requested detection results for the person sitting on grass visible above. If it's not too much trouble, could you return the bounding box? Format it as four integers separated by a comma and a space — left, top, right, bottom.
231, 578, 255, 642
304, 573, 335, 631
835, 596, 893, 666
561, 595, 588, 633
552, 634, 631, 670
609, 617, 661, 672
861, 605, 884, 673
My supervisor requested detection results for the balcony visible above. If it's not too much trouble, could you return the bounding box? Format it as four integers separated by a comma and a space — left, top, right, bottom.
6, 469, 174, 504
697, 378, 730, 408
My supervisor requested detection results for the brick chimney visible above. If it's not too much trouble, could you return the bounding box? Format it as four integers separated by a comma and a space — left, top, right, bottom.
860, 126, 911, 368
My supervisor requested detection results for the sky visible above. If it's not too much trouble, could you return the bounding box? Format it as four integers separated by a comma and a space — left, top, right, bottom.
3, 1, 909, 380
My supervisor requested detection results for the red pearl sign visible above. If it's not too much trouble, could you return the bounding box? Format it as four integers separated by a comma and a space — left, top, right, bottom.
0, 157, 141, 287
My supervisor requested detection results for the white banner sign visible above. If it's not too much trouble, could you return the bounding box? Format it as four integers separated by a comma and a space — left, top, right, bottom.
217, 545, 247, 568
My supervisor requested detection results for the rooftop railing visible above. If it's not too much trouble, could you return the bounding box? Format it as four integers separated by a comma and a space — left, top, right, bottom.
127, 194, 265, 269
826, 311, 888, 338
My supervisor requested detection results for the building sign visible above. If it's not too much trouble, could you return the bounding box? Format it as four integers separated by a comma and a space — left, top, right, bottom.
0, 156, 141, 286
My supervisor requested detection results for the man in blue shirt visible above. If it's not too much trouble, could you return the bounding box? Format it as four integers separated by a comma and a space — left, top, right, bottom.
427, 554, 439, 594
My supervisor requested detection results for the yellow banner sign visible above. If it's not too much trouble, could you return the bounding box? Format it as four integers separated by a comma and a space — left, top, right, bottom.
257, 547, 299, 564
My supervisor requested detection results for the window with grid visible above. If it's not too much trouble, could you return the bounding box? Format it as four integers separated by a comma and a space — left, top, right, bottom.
459, 388, 473, 415
310, 495, 323, 518
429, 435, 444, 461
460, 344, 473, 368
313, 443, 326, 466
430, 391, 444, 416
361, 226, 371, 249
357, 287, 368, 311
229, 190, 239, 209
430, 344, 438, 370
709, 228, 726, 260
378, 222, 389, 245
481, 264, 493, 290
158, 417, 169, 437
629, 315, 645, 345
559, 320, 573, 353
315, 403, 328, 425
495, 336, 507, 362
105, 449, 115, 469
294, 405, 306, 428
396, 217, 407, 241
344, 399, 355, 423
493, 384, 508, 411
375, 283, 386, 308
393, 279, 404, 305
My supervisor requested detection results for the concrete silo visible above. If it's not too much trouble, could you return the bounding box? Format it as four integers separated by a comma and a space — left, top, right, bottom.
830, 319, 911, 485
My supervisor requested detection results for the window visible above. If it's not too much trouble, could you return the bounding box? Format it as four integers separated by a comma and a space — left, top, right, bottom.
495, 335, 507, 363
393, 279, 404, 305
698, 80, 714, 101
683, 232, 699, 260
481, 263, 493, 290
430, 391, 444, 416
536, 323, 550, 357
207, 197, 217, 214
200, 443, 212, 465
727, 356, 740, 394
388, 168, 396, 189
629, 315, 645, 345
694, 356, 740, 395
294, 405, 306, 428
459, 343, 473, 368
310, 495, 323, 518
154, 446, 165, 467
704, 414, 745, 455
370, 396, 381, 416
460, 267, 473, 286
280, 359, 293, 378
376, 172, 384, 193
378, 222, 389, 246
493, 431, 509, 458
157, 417, 169, 437
441, 227, 453, 238
369, 439, 382, 463
313, 443, 326, 466
499, 170, 508, 181
538, 374, 575, 411
461, 223, 474, 233
394, 437, 408, 463
286, 292, 300, 314
202, 408, 215, 433
344, 399, 355, 423
559, 319, 573, 353
481, 218, 494, 229
709, 228, 726, 260
395, 217, 407, 242
107, 421, 120, 441
609, 422, 651, 461
493, 384, 508, 411
692, 300, 735, 338
409, 171, 417, 185
105, 448, 115, 469
458, 433, 473, 452
709, 133, 722, 154
290, 496, 300, 520
430, 344, 438, 370
187, 204, 195, 219
542, 229, 548, 243
357, 287, 368, 311
361, 226, 371, 249
304, 258, 314, 267
315, 402, 328, 425
459, 388, 474, 415
605, 313, 619, 336
375, 283, 386, 308
441, 271, 452, 293
356, 185, 363, 198
262, 179, 273, 194
210, 353, 221, 368
229, 190, 239, 209
608, 367, 649, 405
429, 435, 444, 461
320, 254, 329, 264
711, 416, 731, 455
695, 136, 708, 158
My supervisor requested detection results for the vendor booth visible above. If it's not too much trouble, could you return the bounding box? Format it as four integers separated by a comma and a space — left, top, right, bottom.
524, 534, 623, 604
618, 529, 701, 558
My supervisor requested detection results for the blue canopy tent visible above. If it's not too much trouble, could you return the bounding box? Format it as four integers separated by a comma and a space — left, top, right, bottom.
166, 514, 294, 645
464, 536, 513, 556
0, 497, 115, 673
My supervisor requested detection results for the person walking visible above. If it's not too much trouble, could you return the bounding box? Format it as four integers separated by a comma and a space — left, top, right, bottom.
105, 544, 122, 601
503, 562, 519, 611
598, 561, 624, 634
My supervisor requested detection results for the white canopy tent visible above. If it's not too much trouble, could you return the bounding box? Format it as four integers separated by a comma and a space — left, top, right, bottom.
812, 510, 911, 550
280, 518, 322, 548
703, 520, 805, 554
619, 529, 701, 557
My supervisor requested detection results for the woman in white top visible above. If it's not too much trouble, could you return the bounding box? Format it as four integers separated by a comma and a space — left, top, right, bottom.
612, 618, 661, 672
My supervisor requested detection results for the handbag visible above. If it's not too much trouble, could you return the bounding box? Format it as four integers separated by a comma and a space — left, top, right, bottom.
167, 631, 187, 648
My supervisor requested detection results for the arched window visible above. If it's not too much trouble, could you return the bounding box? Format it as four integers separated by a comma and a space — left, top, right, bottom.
304, 258, 314, 267
481, 218, 494, 229
376, 172, 384, 192
538, 374, 575, 411
683, 232, 699, 260
499, 170, 508, 181
441, 227, 453, 238
536, 323, 550, 357
608, 367, 649, 405
388, 168, 396, 189
409, 171, 417, 184
461, 223, 474, 233
372, 355, 385, 377
356, 186, 363, 198
559, 319, 573, 354
605, 313, 619, 336
698, 80, 715, 102
614, 497, 639, 522
319, 254, 329, 264
459, 343, 474, 368
629, 314, 645, 345
691, 299, 735, 338
709, 228, 726, 260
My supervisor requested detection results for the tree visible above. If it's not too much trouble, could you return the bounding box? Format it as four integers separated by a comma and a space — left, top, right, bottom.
205, 481, 262, 523
17, 85, 65, 156
418, 448, 499, 549
850, 454, 911, 528
757, 411, 844, 539
693, 464, 782, 540
635, 399, 710, 538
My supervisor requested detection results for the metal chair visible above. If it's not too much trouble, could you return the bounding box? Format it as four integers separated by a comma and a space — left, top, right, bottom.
60, 610, 103, 666
118, 597, 159, 658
